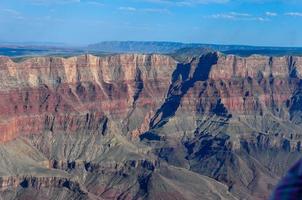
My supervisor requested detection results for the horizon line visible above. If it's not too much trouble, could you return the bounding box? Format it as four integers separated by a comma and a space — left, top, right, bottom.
1, 40, 302, 49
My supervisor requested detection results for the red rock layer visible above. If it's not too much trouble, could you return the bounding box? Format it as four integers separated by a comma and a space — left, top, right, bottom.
0, 53, 302, 142
0, 54, 176, 142
180, 54, 302, 116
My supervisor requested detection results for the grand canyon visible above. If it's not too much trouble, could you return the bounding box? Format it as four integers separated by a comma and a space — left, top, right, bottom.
0, 48, 301, 199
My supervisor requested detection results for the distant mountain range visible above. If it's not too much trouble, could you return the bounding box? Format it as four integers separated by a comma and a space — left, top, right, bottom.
0, 41, 67, 47
1, 41, 302, 57
87, 41, 302, 56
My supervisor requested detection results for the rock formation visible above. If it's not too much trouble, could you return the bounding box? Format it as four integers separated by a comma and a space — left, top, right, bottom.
0, 52, 301, 199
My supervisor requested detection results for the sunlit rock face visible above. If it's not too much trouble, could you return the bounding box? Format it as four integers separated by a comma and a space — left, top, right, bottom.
0, 54, 176, 142
0, 52, 302, 200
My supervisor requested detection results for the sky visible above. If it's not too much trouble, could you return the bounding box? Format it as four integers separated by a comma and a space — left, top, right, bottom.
0, 0, 302, 46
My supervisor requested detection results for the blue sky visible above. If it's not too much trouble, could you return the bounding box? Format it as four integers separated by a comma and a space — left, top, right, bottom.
0, 0, 302, 46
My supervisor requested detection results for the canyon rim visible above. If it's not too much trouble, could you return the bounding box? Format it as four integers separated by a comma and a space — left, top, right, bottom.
0, 51, 301, 199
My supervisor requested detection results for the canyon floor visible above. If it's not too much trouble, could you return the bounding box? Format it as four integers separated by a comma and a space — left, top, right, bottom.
0, 51, 302, 200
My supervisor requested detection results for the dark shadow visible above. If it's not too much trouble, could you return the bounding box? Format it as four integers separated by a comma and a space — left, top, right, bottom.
139, 132, 161, 141
20, 179, 29, 188
149, 52, 219, 129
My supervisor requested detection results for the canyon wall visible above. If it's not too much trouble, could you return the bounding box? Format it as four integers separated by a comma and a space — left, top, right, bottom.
0, 52, 301, 199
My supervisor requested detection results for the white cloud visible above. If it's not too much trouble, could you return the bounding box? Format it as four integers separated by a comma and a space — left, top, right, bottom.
28, 0, 81, 5
143, 0, 301, 6
1, 9, 20, 15
119, 6, 137, 11
229, 12, 251, 17
209, 13, 236, 19
207, 12, 269, 21
86, 1, 104, 6
118, 6, 170, 14
265, 12, 277, 16
142, 0, 229, 6
256, 17, 269, 21
29, 0, 105, 5
142, 8, 170, 13
0, 8, 24, 19
285, 12, 302, 17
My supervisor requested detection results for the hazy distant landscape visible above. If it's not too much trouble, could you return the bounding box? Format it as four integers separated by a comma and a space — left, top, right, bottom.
2, 41, 302, 59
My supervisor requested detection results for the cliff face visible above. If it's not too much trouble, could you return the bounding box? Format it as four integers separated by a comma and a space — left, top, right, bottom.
0, 53, 302, 200
210, 55, 302, 114
0, 54, 176, 142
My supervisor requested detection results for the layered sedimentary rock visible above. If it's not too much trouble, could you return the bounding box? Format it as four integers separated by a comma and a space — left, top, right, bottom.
0, 52, 302, 200
0, 54, 176, 141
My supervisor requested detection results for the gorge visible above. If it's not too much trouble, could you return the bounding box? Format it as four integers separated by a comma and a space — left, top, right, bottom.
0, 52, 301, 199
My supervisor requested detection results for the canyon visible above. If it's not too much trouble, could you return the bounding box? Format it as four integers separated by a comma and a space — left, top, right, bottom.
0, 52, 302, 199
